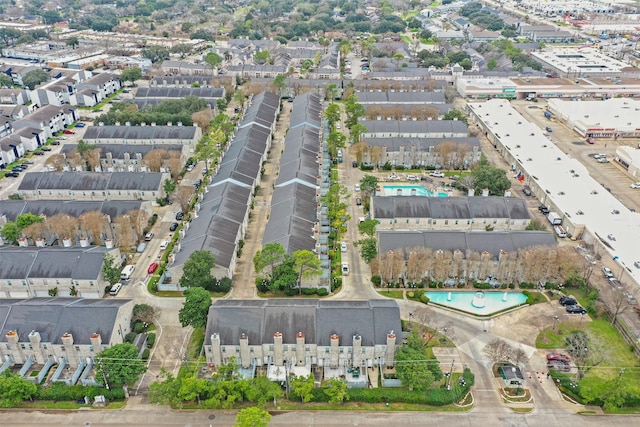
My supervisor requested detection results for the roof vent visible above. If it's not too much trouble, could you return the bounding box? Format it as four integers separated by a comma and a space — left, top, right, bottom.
577, 210, 584, 215
612, 210, 620, 215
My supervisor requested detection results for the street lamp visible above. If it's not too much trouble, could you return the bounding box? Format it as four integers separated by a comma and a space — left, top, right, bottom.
553, 315, 559, 331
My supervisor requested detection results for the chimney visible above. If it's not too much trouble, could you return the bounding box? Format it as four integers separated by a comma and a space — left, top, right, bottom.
385, 331, 396, 368
61, 333, 77, 366
61, 332, 74, 346
210, 333, 222, 366
5, 330, 19, 344
90, 333, 102, 349
468, 188, 475, 197
29, 330, 45, 363
79, 237, 89, 247
35, 238, 45, 247
352, 334, 362, 369
18, 237, 28, 247
482, 188, 489, 197
239, 333, 250, 369
62, 237, 72, 247
105, 239, 114, 249
273, 332, 284, 367
330, 334, 340, 368
295, 332, 305, 366
504, 189, 511, 197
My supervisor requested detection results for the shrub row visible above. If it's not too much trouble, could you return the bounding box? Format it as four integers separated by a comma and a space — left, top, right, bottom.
35, 383, 125, 401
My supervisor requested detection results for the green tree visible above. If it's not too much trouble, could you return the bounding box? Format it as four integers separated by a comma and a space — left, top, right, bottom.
22, 69, 48, 89
272, 74, 286, 96
325, 103, 341, 127
358, 219, 379, 238
234, 407, 271, 427
349, 123, 367, 144
121, 67, 142, 85
141, 46, 170, 63
132, 303, 156, 324
254, 50, 271, 65
487, 58, 498, 70
344, 94, 365, 129
0, 221, 19, 244
177, 375, 210, 404
442, 109, 468, 124
293, 250, 321, 293
149, 368, 181, 406
325, 83, 338, 101
181, 22, 194, 33
290, 374, 315, 403
101, 253, 122, 285
179, 250, 216, 288
396, 347, 436, 391
163, 179, 177, 195
0, 372, 37, 407
96, 343, 146, 388
323, 378, 349, 404
246, 376, 283, 405
525, 219, 547, 231
205, 52, 222, 74
470, 157, 511, 196
16, 212, 44, 230
179, 287, 212, 328
0, 73, 13, 87
268, 254, 298, 293
327, 131, 346, 159
358, 237, 378, 263
253, 243, 285, 279
77, 139, 96, 155
359, 175, 378, 199
66, 36, 79, 48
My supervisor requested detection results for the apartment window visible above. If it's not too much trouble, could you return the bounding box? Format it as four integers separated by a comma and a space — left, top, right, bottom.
305, 346, 310, 351
221, 346, 226, 352
61, 346, 65, 351
56, 280, 60, 285
415, 219, 419, 224
269, 345, 274, 351
89, 346, 94, 352
283, 345, 288, 351
493, 220, 497, 224
362, 348, 366, 354
348, 348, 352, 354
455, 220, 458, 225
7, 281, 11, 286
29, 344, 32, 350
325, 347, 330, 353
250, 348, 254, 353
340, 348, 344, 353
445, 220, 449, 225
90, 282, 94, 286
43, 345, 48, 350
22, 280, 26, 286
20, 344, 26, 349
75, 346, 80, 351
292, 345, 296, 351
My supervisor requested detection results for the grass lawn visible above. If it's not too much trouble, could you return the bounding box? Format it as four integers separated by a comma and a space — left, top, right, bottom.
378, 290, 405, 299
187, 327, 205, 359
536, 318, 640, 382
277, 400, 469, 412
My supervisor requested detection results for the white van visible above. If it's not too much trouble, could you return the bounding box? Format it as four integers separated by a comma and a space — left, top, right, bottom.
109, 283, 122, 296
120, 265, 135, 281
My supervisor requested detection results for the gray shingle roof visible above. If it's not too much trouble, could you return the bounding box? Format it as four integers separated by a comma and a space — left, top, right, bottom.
61, 143, 182, 160
356, 91, 446, 104
18, 172, 163, 192
365, 136, 479, 151
83, 125, 198, 141
0, 200, 144, 221
372, 196, 530, 221
0, 246, 110, 280
361, 119, 469, 135
204, 299, 401, 347
0, 297, 131, 344
378, 230, 556, 259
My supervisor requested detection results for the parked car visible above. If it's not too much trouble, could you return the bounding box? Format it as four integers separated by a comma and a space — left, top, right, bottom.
566, 305, 587, 314
429, 171, 445, 178
547, 360, 571, 372
546, 126, 553, 132
63, 129, 75, 134
407, 175, 418, 181
352, 161, 358, 168
170, 222, 179, 231
356, 198, 362, 206
41, 147, 52, 151
147, 262, 159, 274
559, 296, 577, 306
546, 352, 570, 363
159, 240, 169, 250
522, 187, 532, 196
51, 140, 60, 145
34, 151, 45, 155
340, 242, 347, 252
175, 212, 184, 221
186, 164, 195, 172
144, 232, 154, 241
23, 160, 34, 164
631, 182, 640, 189
388, 173, 400, 181
4, 172, 19, 177
538, 204, 550, 214
75, 123, 86, 128
602, 266, 613, 278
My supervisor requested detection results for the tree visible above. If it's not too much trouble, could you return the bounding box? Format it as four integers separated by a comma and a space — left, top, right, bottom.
179, 287, 212, 328
358, 219, 379, 238
121, 67, 142, 85
132, 304, 156, 325
205, 52, 222, 75
565, 331, 607, 380
443, 109, 468, 124
234, 407, 271, 427
325, 103, 341, 126
66, 37, 79, 49
0, 372, 37, 407
245, 376, 282, 405
175, 186, 195, 215
22, 69, 48, 90
102, 253, 122, 285
141, 46, 170, 63
487, 58, 498, 70
0, 73, 13, 88
359, 175, 378, 199
471, 157, 511, 196
525, 219, 547, 231
0, 221, 19, 244
96, 343, 146, 388
323, 378, 349, 405
293, 250, 321, 293
396, 348, 435, 391
180, 250, 216, 289
254, 50, 271, 65
359, 237, 378, 263
289, 374, 315, 403
271, 74, 286, 96
16, 212, 43, 231
143, 148, 167, 172
482, 338, 514, 364
253, 243, 285, 279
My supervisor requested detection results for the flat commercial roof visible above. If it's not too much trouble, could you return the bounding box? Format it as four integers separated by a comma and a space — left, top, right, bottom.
531, 47, 633, 75
467, 99, 640, 282
547, 98, 640, 133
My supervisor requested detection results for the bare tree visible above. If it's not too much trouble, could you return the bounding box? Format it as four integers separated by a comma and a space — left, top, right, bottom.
113, 215, 136, 248
47, 214, 79, 241
65, 149, 83, 170
372, 59, 387, 72
143, 149, 168, 172
22, 222, 48, 241
458, 175, 476, 192
83, 147, 102, 171
609, 290, 630, 325
483, 338, 514, 364
432, 250, 452, 283
166, 156, 182, 181
434, 141, 456, 170
45, 154, 66, 171
128, 209, 149, 240
175, 186, 195, 215
79, 211, 108, 244
192, 108, 214, 131
349, 141, 368, 164
455, 143, 471, 169
512, 347, 528, 367
565, 331, 608, 380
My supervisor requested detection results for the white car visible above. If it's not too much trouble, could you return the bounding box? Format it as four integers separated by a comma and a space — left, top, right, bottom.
336, 123, 341, 129
159, 240, 169, 250
340, 242, 347, 252
429, 171, 445, 178
631, 182, 640, 189
354, 184, 360, 192
388, 174, 400, 181
407, 175, 418, 181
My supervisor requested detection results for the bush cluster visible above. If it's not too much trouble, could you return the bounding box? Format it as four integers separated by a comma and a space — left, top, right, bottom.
35, 383, 125, 401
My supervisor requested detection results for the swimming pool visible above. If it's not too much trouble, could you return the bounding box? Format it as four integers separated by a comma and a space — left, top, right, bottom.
382, 185, 448, 197
425, 291, 528, 316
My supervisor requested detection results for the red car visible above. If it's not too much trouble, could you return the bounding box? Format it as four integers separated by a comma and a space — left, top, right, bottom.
147, 262, 159, 274
546, 352, 570, 363
63, 129, 75, 134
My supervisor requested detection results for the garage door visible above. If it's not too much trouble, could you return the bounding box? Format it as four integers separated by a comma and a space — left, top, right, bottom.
35, 290, 50, 297
81, 292, 100, 299
8, 291, 29, 298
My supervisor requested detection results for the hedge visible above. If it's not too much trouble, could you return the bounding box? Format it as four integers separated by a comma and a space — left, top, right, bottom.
317, 288, 329, 296
35, 383, 126, 401
420, 294, 430, 304
147, 332, 156, 348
